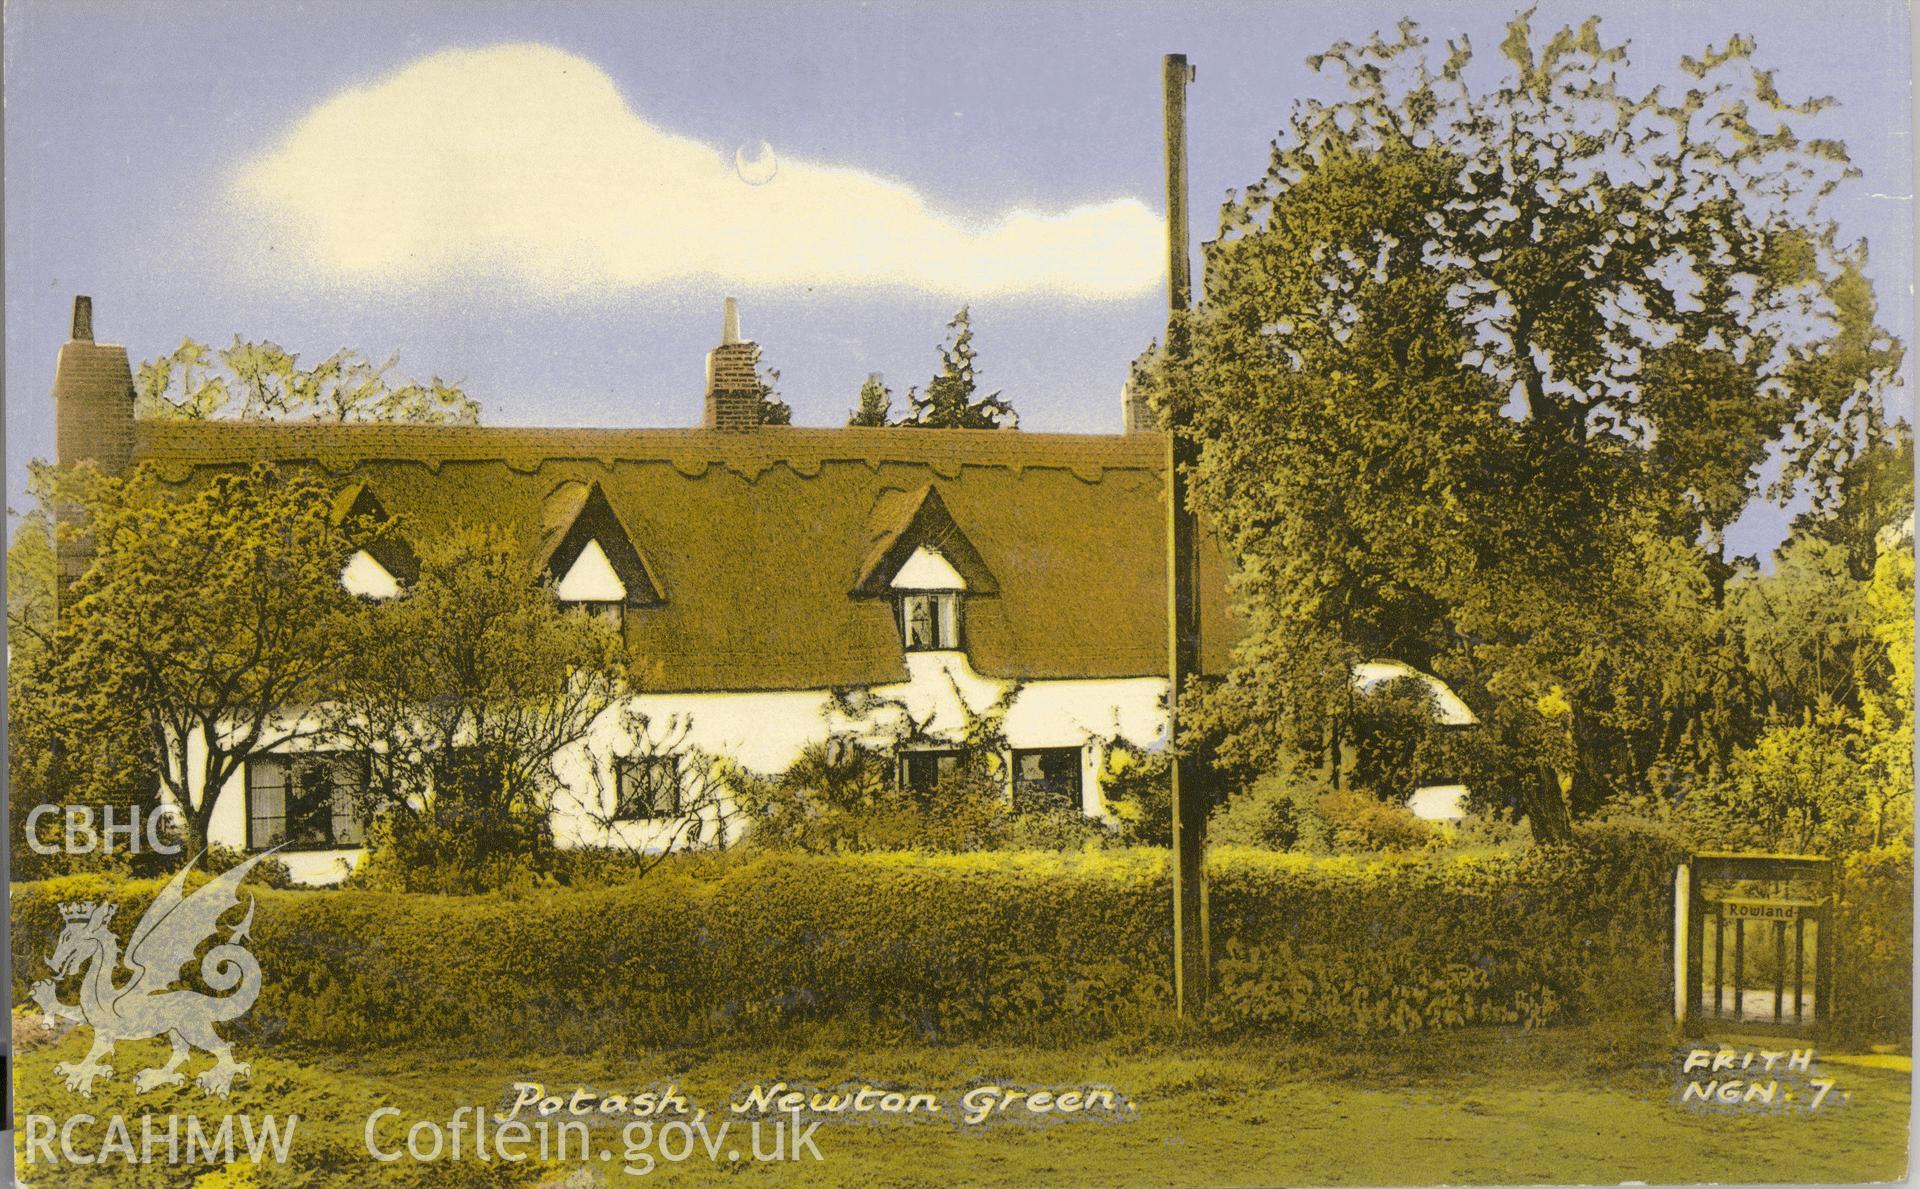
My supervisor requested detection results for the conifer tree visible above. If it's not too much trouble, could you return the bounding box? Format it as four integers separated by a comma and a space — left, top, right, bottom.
905, 308, 1016, 429
848, 373, 894, 426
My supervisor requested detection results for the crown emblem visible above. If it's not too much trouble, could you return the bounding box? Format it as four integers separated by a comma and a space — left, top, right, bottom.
58, 901, 113, 925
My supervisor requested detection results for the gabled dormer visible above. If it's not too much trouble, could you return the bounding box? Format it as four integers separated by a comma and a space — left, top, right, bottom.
854, 486, 995, 653
537, 480, 663, 628
331, 482, 418, 600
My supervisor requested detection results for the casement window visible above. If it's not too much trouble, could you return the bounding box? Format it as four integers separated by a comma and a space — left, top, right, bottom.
900, 749, 964, 792
887, 544, 965, 652
246, 753, 368, 851
898, 592, 959, 651
1012, 747, 1083, 813
614, 755, 682, 819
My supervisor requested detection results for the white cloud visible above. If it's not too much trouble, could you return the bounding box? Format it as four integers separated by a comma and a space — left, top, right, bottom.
231, 44, 1164, 299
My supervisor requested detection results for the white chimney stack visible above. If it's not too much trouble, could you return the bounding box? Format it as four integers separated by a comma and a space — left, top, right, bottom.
721, 296, 742, 345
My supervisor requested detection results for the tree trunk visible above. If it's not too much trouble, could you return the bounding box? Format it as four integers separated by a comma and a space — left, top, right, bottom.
1524, 764, 1576, 844
1328, 722, 1343, 790
186, 807, 215, 860
191, 734, 228, 860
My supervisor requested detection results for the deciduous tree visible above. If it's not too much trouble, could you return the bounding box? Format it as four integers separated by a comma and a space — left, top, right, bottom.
1143, 15, 1903, 840
319, 527, 628, 888
137, 337, 481, 424
6, 503, 157, 875
47, 463, 364, 856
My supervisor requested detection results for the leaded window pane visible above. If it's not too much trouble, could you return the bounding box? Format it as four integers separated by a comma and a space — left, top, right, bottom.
248, 757, 289, 849
615, 756, 682, 818
248, 752, 370, 850
1013, 747, 1083, 813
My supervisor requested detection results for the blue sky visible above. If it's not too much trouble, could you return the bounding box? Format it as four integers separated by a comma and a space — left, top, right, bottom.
5, 1, 1912, 557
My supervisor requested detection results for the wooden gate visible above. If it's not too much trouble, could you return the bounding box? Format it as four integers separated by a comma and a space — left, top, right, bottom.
1676, 852, 1835, 1033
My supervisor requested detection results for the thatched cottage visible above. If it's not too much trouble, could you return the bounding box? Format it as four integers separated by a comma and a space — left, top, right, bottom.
51, 297, 1245, 882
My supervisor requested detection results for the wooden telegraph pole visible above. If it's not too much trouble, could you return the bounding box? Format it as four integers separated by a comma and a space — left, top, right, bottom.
1162, 52, 1209, 1016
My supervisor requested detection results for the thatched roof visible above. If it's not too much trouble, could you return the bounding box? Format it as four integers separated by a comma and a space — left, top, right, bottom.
853, 485, 998, 597
132, 422, 1238, 693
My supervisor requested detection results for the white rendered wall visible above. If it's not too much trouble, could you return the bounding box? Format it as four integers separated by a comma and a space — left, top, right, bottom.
552, 651, 1168, 848
555, 540, 627, 602
1351, 660, 1477, 725
340, 550, 400, 599
890, 546, 967, 591
169, 653, 1170, 885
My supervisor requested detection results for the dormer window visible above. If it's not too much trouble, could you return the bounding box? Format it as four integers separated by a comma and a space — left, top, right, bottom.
555, 538, 627, 628
536, 480, 664, 629
331, 483, 417, 600
891, 545, 964, 652
340, 549, 401, 600
852, 485, 996, 655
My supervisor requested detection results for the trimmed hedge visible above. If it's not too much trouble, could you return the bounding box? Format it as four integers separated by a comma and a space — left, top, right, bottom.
1208, 831, 1681, 1036
11, 830, 1907, 1051
13, 851, 1171, 1052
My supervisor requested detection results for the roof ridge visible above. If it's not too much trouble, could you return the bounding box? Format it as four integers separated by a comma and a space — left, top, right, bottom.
131, 420, 1169, 471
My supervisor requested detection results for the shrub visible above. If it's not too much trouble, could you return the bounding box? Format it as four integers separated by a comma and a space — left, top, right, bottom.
1428, 807, 1533, 854
1003, 808, 1114, 851
1097, 741, 1172, 846
13, 852, 1173, 1052
1831, 845, 1914, 1046
1314, 787, 1434, 853
1676, 711, 1882, 856
202, 844, 297, 889
1206, 821, 1685, 1038
734, 739, 1022, 854
1208, 767, 1313, 849
1207, 767, 1520, 858
341, 812, 563, 894
8, 818, 133, 883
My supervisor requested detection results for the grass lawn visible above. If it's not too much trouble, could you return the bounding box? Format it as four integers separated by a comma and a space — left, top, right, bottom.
12, 1020, 1910, 1187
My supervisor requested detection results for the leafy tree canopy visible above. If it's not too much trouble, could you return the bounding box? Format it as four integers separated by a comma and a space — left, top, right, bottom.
1141, 13, 1905, 840
319, 526, 629, 887
740, 343, 793, 426
6, 503, 157, 877
136, 337, 481, 424
43, 462, 366, 854
1789, 424, 1914, 580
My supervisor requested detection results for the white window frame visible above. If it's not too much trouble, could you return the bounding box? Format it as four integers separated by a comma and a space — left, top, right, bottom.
898, 592, 959, 651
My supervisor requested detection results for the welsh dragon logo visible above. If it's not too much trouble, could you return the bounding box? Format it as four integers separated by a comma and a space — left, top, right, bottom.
32, 850, 276, 1098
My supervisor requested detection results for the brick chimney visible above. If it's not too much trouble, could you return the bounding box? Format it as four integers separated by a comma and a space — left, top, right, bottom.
1122, 372, 1160, 433
52, 295, 138, 599
703, 297, 762, 431
55, 295, 135, 470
